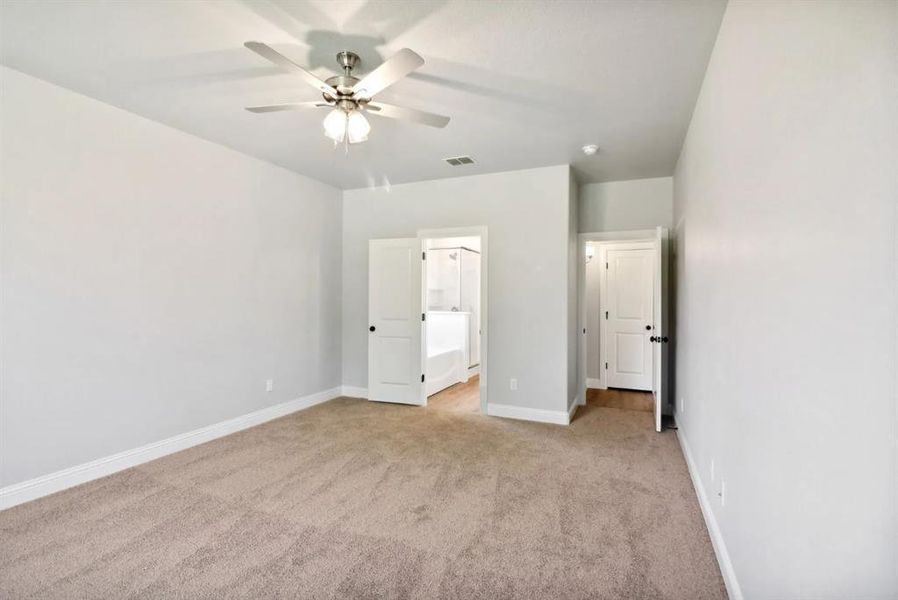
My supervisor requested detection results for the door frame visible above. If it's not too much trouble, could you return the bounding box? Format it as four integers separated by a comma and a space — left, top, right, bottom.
577, 229, 658, 404
417, 226, 488, 414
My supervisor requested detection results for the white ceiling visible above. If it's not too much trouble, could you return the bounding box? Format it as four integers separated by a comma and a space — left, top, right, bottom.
0, 0, 726, 190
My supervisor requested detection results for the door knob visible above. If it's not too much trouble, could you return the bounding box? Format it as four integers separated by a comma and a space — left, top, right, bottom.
369, 326, 376, 332
661, 336, 669, 343
650, 336, 657, 342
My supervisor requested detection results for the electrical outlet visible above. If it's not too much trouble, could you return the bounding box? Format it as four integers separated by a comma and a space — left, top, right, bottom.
710, 458, 715, 482
719, 480, 726, 507
509, 378, 518, 391
265, 379, 274, 392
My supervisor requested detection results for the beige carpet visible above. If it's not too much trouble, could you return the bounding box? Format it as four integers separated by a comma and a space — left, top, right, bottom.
0, 397, 726, 599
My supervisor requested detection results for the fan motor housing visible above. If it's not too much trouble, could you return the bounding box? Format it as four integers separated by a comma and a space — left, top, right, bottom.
323, 74, 359, 99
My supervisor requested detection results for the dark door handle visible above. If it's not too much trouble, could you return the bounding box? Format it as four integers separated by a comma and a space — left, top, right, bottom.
369, 326, 376, 332
650, 336, 657, 342
661, 336, 669, 343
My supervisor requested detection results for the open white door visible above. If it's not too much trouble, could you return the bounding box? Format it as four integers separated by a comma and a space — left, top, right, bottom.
653, 227, 670, 432
607, 246, 655, 391
368, 238, 424, 405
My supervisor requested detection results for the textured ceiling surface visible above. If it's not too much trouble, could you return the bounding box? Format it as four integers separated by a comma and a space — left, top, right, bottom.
0, 0, 726, 189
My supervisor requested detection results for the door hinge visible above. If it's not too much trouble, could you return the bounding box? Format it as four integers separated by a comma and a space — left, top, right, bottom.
422, 251, 426, 260
605, 311, 608, 320
422, 313, 426, 321
421, 374, 425, 382
605, 262, 609, 269
605, 362, 608, 370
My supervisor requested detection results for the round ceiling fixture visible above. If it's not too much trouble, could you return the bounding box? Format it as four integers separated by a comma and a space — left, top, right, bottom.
582, 144, 599, 156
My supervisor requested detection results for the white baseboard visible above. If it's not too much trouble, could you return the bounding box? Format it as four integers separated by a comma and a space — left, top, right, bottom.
487, 402, 570, 425
340, 385, 368, 399
677, 427, 743, 600
568, 394, 580, 420
468, 365, 480, 377
0, 386, 342, 511
586, 378, 604, 389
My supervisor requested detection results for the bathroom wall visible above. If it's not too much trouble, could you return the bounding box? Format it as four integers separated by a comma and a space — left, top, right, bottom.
425, 239, 481, 370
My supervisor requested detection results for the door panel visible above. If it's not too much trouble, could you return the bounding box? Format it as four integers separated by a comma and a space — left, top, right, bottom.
376, 338, 412, 384
374, 247, 412, 320
607, 247, 654, 391
368, 239, 423, 405
615, 333, 646, 373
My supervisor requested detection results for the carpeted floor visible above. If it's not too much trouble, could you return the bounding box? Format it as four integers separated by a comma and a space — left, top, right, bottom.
0, 396, 726, 599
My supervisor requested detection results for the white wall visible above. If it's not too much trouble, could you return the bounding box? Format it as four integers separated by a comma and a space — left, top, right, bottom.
581, 176, 673, 382
0, 67, 343, 488
342, 165, 573, 414
579, 176, 672, 233
567, 171, 579, 409
673, 2, 898, 598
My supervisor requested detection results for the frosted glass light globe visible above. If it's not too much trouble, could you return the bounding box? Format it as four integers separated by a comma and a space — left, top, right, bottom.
323, 109, 347, 142
346, 111, 370, 144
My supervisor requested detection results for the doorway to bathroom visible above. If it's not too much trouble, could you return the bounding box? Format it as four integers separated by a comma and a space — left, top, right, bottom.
420, 227, 487, 415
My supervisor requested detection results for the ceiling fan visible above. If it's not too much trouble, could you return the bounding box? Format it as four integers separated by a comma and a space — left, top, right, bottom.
243, 42, 450, 146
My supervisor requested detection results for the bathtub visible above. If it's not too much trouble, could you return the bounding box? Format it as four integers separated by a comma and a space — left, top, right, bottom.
426, 347, 466, 397
425, 311, 470, 396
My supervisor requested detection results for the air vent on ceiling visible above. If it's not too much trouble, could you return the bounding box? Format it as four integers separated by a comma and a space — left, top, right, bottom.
444, 155, 475, 166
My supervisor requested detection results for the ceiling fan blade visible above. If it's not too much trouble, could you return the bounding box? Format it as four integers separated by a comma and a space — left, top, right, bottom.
244, 41, 338, 97
366, 102, 450, 128
245, 101, 332, 113
352, 48, 424, 99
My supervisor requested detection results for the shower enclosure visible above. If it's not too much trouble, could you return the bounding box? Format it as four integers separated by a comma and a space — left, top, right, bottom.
426, 246, 481, 369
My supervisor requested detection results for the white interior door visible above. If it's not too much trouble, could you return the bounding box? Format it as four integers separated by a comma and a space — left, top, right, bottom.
368, 238, 423, 405
607, 247, 654, 391
653, 227, 670, 432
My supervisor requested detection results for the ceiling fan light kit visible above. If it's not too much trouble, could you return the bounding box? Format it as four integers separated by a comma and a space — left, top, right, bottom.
244, 43, 450, 148
323, 108, 370, 144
